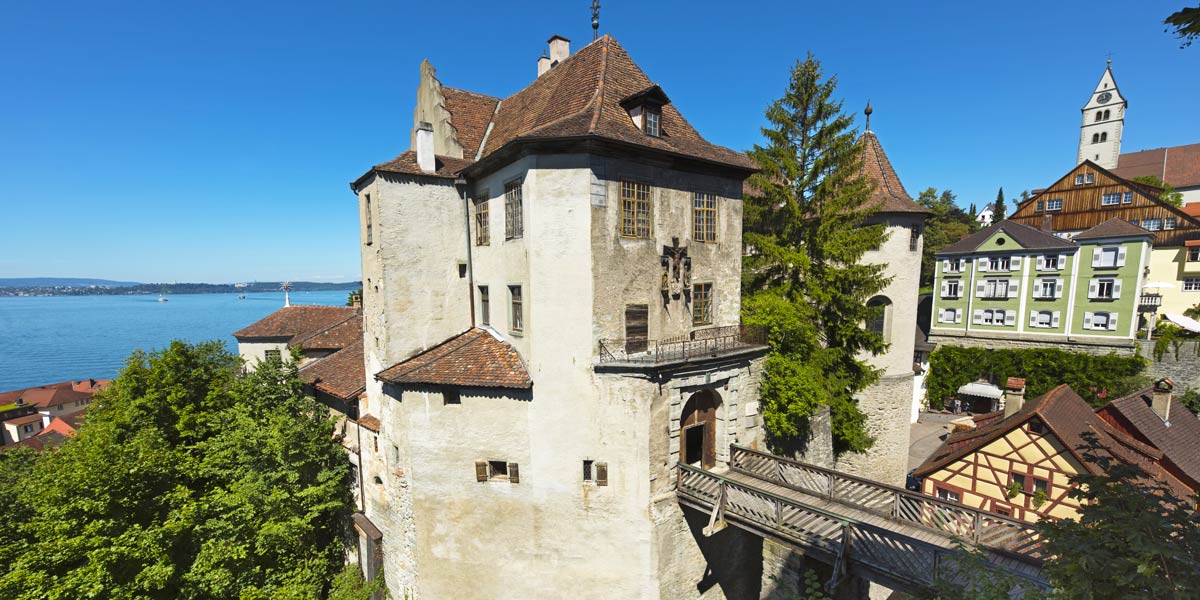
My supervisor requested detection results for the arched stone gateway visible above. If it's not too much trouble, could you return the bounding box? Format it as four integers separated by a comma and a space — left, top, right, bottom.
680, 389, 721, 469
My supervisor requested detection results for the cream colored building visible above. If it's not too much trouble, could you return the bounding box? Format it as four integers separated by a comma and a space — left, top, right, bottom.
350, 35, 769, 600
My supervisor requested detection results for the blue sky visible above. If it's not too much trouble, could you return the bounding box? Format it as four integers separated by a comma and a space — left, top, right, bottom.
1, 0, 1195, 283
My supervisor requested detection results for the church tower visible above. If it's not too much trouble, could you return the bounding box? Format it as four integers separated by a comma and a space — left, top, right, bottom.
1077, 62, 1126, 169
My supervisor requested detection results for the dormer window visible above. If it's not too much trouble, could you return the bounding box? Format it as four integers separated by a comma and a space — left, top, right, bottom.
620, 84, 671, 139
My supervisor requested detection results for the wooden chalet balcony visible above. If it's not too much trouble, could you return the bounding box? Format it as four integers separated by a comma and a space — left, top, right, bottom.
597, 325, 767, 365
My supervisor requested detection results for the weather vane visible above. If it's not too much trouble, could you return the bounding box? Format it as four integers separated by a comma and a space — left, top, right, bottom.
1105, 51, 1116, 65
591, 0, 601, 40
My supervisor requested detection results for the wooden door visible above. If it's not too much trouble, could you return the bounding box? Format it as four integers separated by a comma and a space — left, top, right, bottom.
625, 304, 648, 354
680, 390, 718, 469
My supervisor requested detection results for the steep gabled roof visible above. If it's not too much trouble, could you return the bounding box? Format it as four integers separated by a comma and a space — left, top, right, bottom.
233, 306, 359, 340
370, 151, 476, 180
937, 220, 1076, 255
441, 87, 500, 159
1099, 387, 1200, 487
914, 385, 1183, 497
1073, 217, 1154, 241
291, 312, 362, 351
859, 131, 927, 214
1113, 143, 1200, 189
376, 327, 532, 389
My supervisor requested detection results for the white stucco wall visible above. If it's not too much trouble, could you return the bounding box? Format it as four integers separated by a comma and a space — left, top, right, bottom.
236, 339, 290, 367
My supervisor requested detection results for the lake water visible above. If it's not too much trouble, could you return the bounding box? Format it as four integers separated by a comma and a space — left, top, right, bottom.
0, 290, 351, 390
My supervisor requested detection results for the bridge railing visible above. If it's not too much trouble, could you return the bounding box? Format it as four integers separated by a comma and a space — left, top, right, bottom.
728, 445, 1045, 562
677, 464, 1006, 591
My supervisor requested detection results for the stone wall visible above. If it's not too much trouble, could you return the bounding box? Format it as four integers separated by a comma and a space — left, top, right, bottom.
1139, 340, 1200, 390
835, 374, 914, 487
929, 333, 1137, 357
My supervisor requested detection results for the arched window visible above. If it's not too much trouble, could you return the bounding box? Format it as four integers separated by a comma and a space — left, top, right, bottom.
1100, 132, 1108, 142
1095, 110, 1103, 122
866, 296, 892, 341
1103, 109, 1110, 120
1092, 133, 1100, 144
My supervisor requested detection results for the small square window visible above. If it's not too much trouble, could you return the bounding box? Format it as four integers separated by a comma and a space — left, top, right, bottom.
1029, 420, 1047, 435
1074, 175, 1085, 185
1012, 473, 1027, 491
488, 460, 508, 479
1033, 478, 1049, 493
264, 349, 281, 362
583, 459, 594, 481
1085, 173, 1095, 184
1036, 200, 1044, 211
644, 107, 661, 137
443, 388, 461, 405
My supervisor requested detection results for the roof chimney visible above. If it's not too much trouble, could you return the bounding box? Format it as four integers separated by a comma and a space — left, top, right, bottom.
548, 35, 570, 66
415, 121, 435, 173
1004, 377, 1026, 419
1041, 213, 1053, 232
1151, 377, 1174, 424
537, 53, 552, 77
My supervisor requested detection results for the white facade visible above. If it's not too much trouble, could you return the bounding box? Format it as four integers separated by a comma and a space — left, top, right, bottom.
1077, 65, 1126, 170
976, 205, 994, 227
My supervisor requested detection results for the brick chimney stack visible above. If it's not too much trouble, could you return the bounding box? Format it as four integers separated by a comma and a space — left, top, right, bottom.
1004, 377, 1026, 418
1152, 377, 1174, 424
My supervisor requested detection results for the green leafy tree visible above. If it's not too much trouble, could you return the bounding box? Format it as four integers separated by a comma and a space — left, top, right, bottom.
1133, 174, 1184, 207
0, 341, 354, 599
917, 187, 975, 287
993, 187, 1007, 221
1165, 6, 1200, 47
1039, 436, 1200, 597
743, 53, 889, 454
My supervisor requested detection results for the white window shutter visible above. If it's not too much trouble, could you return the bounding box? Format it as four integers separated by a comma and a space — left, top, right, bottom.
955, 311, 962, 324
1059, 254, 1067, 269
1055, 278, 1064, 298
1052, 311, 1061, 327
1011, 256, 1022, 271
958, 259, 966, 272
1113, 280, 1122, 299
1004, 312, 1016, 326
978, 257, 988, 272
940, 281, 948, 297
1032, 283, 1042, 299
1109, 313, 1119, 331
1084, 312, 1093, 330
976, 281, 987, 297
974, 310, 983, 324
1008, 281, 1019, 298
1092, 247, 1101, 268
1036, 255, 1045, 270
938, 308, 945, 323
1030, 311, 1038, 327
943, 259, 951, 272
1117, 246, 1127, 267
1088, 280, 1098, 299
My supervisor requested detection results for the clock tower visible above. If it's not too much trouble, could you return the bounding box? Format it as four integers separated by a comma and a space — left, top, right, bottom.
1077, 62, 1126, 169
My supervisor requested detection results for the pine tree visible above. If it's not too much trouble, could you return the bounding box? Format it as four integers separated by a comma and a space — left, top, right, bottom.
743, 54, 890, 454
993, 187, 1006, 221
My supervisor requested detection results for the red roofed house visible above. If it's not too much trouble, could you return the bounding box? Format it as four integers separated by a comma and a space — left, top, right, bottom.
914, 379, 1195, 524
347, 33, 782, 599
0, 379, 109, 445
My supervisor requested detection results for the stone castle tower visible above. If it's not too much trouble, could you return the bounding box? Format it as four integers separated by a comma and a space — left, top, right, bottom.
1077, 63, 1126, 169
831, 107, 929, 487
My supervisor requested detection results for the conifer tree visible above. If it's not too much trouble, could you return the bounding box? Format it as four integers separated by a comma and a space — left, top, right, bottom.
993, 187, 1006, 221
743, 54, 890, 454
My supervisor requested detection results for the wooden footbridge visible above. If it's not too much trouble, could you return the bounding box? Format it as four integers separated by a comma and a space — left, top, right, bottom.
677, 446, 1049, 594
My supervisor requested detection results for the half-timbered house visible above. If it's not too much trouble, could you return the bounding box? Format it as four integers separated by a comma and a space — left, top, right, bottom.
913, 381, 1193, 523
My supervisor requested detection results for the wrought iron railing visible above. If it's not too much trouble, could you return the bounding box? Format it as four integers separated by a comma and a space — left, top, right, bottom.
597, 325, 767, 364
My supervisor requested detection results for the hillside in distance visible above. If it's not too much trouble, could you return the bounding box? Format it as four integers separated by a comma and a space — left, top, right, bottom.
0, 277, 141, 288
0, 280, 362, 296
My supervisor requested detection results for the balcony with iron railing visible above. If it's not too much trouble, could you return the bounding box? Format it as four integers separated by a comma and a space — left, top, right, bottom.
597, 324, 768, 367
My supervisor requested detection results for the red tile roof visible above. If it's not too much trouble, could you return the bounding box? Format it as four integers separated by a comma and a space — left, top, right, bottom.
376, 328, 532, 389
292, 313, 362, 351
300, 340, 366, 401
0, 379, 110, 406
860, 131, 928, 214
1181, 204, 1200, 218
1073, 217, 1154, 241
233, 306, 358, 340
15, 387, 91, 409
4, 413, 43, 427
1112, 143, 1200, 189
371, 151, 476, 180
37, 412, 85, 439
442, 87, 500, 159
1098, 387, 1200, 488
358, 414, 381, 433
914, 385, 1170, 486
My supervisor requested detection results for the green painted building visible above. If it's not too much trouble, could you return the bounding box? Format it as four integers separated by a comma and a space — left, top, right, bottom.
930, 219, 1151, 347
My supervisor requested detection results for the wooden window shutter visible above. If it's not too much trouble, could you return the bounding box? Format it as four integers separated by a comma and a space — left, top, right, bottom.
624, 304, 649, 354
475, 461, 488, 482
508, 462, 520, 483
596, 462, 608, 486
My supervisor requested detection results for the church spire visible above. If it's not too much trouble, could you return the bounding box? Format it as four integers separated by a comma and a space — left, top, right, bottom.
864, 101, 873, 132
1076, 62, 1126, 169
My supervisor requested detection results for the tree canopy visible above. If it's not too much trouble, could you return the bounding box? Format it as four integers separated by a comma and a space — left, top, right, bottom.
1133, 174, 1184, 207
917, 188, 976, 288
1165, 6, 1200, 47
0, 341, 354, 599
743, 53, 890, 454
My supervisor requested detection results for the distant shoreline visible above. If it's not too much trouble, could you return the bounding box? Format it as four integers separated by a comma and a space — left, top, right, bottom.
0, 281, 362, 298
